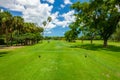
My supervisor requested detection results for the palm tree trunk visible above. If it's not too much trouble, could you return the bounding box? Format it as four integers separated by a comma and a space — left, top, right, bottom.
5, 26, 9, 47
10, 33, 13, 46
81, 36, 84, 43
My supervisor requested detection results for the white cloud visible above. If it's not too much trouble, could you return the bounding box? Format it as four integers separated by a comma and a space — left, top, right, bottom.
44, 10, 75, 29
0, 0, 25, 11
0, 0, 42, 11
16, 0, 40, 7
42, 11, 58, 30
64, 0, 72, 5
0, 0, 55, 28
0, 0, 75, 34
56, 10, 75, 27
21, 2, 54, 29
53, 19, 67, 27
44, 0, 55, 4
60, 4, 65, 8
61, 10, 75, 22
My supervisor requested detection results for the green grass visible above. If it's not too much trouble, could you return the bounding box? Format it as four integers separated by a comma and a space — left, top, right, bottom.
0, 40, 120, 80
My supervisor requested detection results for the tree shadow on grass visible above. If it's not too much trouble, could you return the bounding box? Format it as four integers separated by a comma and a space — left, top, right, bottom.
70, 44, 120, 52
0, 52, 9, 57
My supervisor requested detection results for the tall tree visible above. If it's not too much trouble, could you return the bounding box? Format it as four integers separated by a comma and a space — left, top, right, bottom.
0, 10, 43, 46
42, 16, 52, 38
89, 0, 120, 47
1, 11, 12, 46
71, 0, 120, 47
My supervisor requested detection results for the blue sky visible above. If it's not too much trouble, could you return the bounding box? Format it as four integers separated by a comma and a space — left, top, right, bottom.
0, 0, 88, 36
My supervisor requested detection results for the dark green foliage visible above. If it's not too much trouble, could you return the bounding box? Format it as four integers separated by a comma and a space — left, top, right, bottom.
89, 0, 120, 47
64, 30, 77, 42
0, 39, 5, 45
44, 36, 64, 40
0, 10, 43, 46
64, 22, 80, 42
70, 0, 120, 47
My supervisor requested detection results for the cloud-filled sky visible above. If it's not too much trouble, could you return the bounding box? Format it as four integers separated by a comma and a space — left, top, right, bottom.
0, 0, 88, 36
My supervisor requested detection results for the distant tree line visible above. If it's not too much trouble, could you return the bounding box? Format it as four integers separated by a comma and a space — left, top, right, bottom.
0, 10, 43, 46
65, 0, 120, 47
44, 36, 65, 40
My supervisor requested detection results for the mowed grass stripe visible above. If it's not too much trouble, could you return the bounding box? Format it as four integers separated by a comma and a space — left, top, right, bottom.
0, 40, 120, 80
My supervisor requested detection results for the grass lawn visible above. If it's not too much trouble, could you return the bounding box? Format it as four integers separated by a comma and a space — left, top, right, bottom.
0, 40, 120, 80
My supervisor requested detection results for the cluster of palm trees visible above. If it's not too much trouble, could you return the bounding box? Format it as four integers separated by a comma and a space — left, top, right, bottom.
0, 10, 43, 46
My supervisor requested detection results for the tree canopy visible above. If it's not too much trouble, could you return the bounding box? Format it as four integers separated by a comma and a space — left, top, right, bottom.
68, 0, 120, 47
0, 10, 43, 46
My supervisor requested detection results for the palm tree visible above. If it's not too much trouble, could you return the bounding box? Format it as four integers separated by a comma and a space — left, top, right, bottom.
42, 21, 47, 28
42, 16, 52, 38
47, 16, 52, 23
7, 16, 24, 46
1, 11, 12, 46
16, 16, 24, 35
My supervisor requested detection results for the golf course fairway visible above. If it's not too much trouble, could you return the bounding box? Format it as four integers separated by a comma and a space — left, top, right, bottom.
0, 40, 120, 80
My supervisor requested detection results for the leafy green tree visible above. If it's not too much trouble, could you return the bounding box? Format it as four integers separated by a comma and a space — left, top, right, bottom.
0, 11, 43, 46
0, 11, 12, 46
15, 16, 24, 35
71, 0, 120, 47
64, 22, 80, 42
85, 26, 98, 44
90, 0, 120, 47
65, 30, 73, 42
12, 16, 24, 45
17, 22, 44, 45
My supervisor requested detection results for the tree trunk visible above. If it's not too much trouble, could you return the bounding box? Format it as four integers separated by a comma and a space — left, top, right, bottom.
90, 39, 93, 44
103, 39, 108, 47
10, 33, 13, 46
90, 37, 93, 44
5, 27, 9, 47
81, 36, 84, 43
